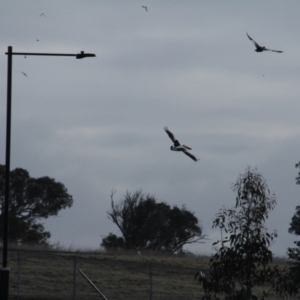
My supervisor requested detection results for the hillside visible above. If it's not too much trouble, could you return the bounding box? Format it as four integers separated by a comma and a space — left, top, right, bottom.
2, 248, 288, 300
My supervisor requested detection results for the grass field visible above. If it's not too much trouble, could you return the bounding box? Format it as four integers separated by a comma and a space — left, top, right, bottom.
0, 246, 289, 300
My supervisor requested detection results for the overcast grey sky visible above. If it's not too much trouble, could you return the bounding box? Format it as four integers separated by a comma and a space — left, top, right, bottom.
1, 1, 300, 256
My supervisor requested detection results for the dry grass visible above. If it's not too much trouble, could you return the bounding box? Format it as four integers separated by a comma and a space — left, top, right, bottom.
3, 246, 208, 300
0, 245, 291, 300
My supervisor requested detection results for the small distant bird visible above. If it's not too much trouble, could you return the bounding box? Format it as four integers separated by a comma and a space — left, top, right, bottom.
40, 13, 45, 17
21, 72, 27, 77
36, 39, 39, 42
142, 6, 148, 12
246, 33, 283, 53
164, 127, 199, 162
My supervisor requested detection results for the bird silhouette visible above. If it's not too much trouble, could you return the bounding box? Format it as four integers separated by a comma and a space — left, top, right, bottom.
142, 6, 148, 12
40, 13, 45, 17
164, 127, 199, 162
246, 33, 283, 53
21, 72, 27, 77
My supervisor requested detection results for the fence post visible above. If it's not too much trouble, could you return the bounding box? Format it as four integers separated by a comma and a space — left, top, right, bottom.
73, 256, 77, 300
149, 262, 152, 300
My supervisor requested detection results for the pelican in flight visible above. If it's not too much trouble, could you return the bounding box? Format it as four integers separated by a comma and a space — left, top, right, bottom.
246, 33, 283, 53
21, 72, 27, 77
142, 6, 148, 12
164, 127, 199, 162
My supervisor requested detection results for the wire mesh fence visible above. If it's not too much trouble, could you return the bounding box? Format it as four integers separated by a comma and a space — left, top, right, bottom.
2, 248, 205, 300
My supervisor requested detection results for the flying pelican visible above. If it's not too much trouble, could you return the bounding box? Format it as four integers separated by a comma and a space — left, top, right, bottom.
164, 127, 199, 162
40, 13, 45, 17
246, 33, 283, 53
142, 6, 148, 12
21, 72, 27, 77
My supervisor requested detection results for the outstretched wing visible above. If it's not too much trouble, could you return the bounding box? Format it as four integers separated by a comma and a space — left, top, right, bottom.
267, 48, 283, 53
182, 149, 199, 162
246, 32, 262, 49
164, 127, 178, 144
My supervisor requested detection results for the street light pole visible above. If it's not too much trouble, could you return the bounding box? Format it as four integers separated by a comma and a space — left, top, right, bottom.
0, 46, 95, 299
0, 45, 13, 300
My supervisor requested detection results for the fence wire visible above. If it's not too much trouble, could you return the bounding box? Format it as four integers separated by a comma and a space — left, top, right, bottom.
3, 248, 206, 300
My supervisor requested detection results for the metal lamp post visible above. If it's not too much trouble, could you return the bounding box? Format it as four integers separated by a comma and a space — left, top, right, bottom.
0, 46, 95, 299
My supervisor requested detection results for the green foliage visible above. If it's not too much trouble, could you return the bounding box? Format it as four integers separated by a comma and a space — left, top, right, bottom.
103, 189, 206, 253
287, 204, 300, 286
270, 265, 299, 299
277, 163, 300, 296
101, 233, 124, 250
0, 214, 50, 245
295, 161, 300, 185
0, 165, 73, 244
289, 205, 300, 236
280, 189, 300, 296
273, 251, 300, 295
196, 167, 279, 300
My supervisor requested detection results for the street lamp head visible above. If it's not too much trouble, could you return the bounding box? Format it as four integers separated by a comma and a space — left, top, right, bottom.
76, 51, 96, 59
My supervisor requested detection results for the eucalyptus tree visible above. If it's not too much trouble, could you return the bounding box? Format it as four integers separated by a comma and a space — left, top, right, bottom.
196, 167, 279, 300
